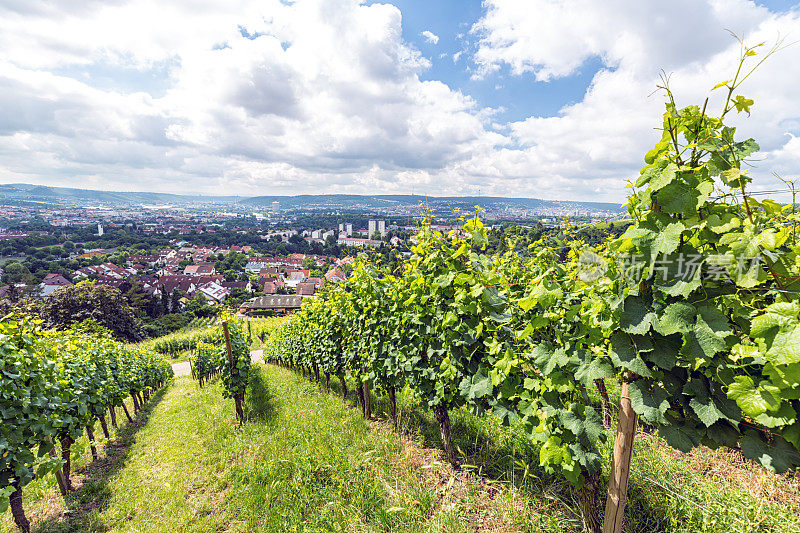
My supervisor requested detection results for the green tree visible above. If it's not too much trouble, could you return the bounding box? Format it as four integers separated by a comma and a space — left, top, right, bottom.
184, 292, 216, 319
2, 261, 33, 285
39, 282, 144, 341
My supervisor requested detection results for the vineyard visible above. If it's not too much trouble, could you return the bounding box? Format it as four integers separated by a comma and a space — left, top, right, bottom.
0, 317, 173, 533
188, 315, 254, 421
260, 48, 800, 532
144, 316, 274, 360
2, 42, 800, 533
146, 317, 221, 357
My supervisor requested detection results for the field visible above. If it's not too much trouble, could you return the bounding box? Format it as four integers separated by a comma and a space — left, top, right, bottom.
4, 363, 798, 533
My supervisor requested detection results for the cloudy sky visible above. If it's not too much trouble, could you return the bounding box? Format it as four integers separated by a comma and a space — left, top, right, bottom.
1, 0, 799, 201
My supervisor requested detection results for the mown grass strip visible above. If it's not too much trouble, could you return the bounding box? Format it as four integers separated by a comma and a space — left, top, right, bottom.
6, 363, 798, 532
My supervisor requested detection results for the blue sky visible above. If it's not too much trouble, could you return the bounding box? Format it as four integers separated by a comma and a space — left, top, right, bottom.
384, 0, 603, 121
0, 0, 799, 201
391, 0, 798, 122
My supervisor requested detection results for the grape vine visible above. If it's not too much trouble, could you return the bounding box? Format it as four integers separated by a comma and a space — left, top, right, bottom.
0, 316, 173, 532
261, 44, 800, 531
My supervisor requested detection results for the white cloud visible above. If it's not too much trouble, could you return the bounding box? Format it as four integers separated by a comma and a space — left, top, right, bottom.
421, 30, 440, 44
0, 0, 799, 202
469, 0, 800, 201
0, 0, 505, 196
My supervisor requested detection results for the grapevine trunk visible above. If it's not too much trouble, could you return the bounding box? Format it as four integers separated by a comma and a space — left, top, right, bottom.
60, 434, 74, 491
595, 379, 612, 428
356, 382, 365, 416
575, 471, 602, 533
99, 414, 110, 439
388, 385, 397, 429
86, 424, 98, 461
433, 405, 457, 467
10, 480, 30, 533
121, 401, 133, 422
363, 381, 372, 420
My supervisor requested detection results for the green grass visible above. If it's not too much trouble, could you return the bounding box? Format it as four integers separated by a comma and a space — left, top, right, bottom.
164, 348, 191, 363
3, 367, 523, 532
4, 365, 798, 533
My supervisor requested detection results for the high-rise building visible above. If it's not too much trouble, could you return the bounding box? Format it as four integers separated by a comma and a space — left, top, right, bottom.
97, 224, 104, 236
378, 220, 386, 236
272, 201, 280, 214
345, 223, 353, 236
368, 220, 377, 236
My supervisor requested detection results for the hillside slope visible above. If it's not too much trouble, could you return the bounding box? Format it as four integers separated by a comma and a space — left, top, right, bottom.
4, 364, 798, 532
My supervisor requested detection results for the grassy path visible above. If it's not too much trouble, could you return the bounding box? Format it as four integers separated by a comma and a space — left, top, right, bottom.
3, 366, 527, 532
171, 349, 264, 376
4, 363, 799, 532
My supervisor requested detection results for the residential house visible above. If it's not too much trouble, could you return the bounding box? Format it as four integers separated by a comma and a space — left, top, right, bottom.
239, 294, 309, 316
296, 282, 316, 296
197, 281, 230, 304
325, 268, 348, 283
221, 280, 252, 292
337, 237, 382, 248
39, 273, 72, 297
184, 263, 216, 276
306, 276, 324, 289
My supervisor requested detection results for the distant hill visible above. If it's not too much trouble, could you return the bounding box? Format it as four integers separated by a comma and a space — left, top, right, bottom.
0, 183, 236, 205
240, 194, 624, 213
0, 183, 625, 213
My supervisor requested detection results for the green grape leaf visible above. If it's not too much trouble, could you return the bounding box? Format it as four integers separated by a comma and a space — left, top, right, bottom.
658, 302, 695, 336
609, 332, 652, 378
620, 296, 657, 335
689, 395, 725, 427
659, 424, 702, 453
647, 334, 680, 370
574, 357, 614, 387
765, 326, 800, 366
629, 380, 669, 424
733, 95, 754, 115
653, 222, 685, 256
727, 376, 781, 416
741, 430, 800, 473
705, 212, 741, 234
658, 181, 696, 215
753, 402, 796, 428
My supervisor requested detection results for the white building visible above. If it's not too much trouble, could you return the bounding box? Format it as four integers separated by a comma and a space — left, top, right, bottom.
337, 237, 382, 248
368, 220, 387, 237
271, 201, 280, 214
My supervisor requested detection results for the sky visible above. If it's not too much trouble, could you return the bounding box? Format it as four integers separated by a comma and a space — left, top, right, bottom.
1, 0, 799, 202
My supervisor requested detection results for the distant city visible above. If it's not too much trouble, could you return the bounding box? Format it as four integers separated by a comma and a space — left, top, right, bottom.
0, 183, 626, 230
0, 182, 631, 324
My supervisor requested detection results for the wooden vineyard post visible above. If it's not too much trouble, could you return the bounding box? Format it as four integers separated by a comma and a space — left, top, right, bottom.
45, 436, 68, 498
222, 321, 244, 422
602, 379, 638, 533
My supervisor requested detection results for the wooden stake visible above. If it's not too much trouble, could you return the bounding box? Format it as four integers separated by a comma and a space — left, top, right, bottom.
45, 436, 68, 498
602, 381, 638, 533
